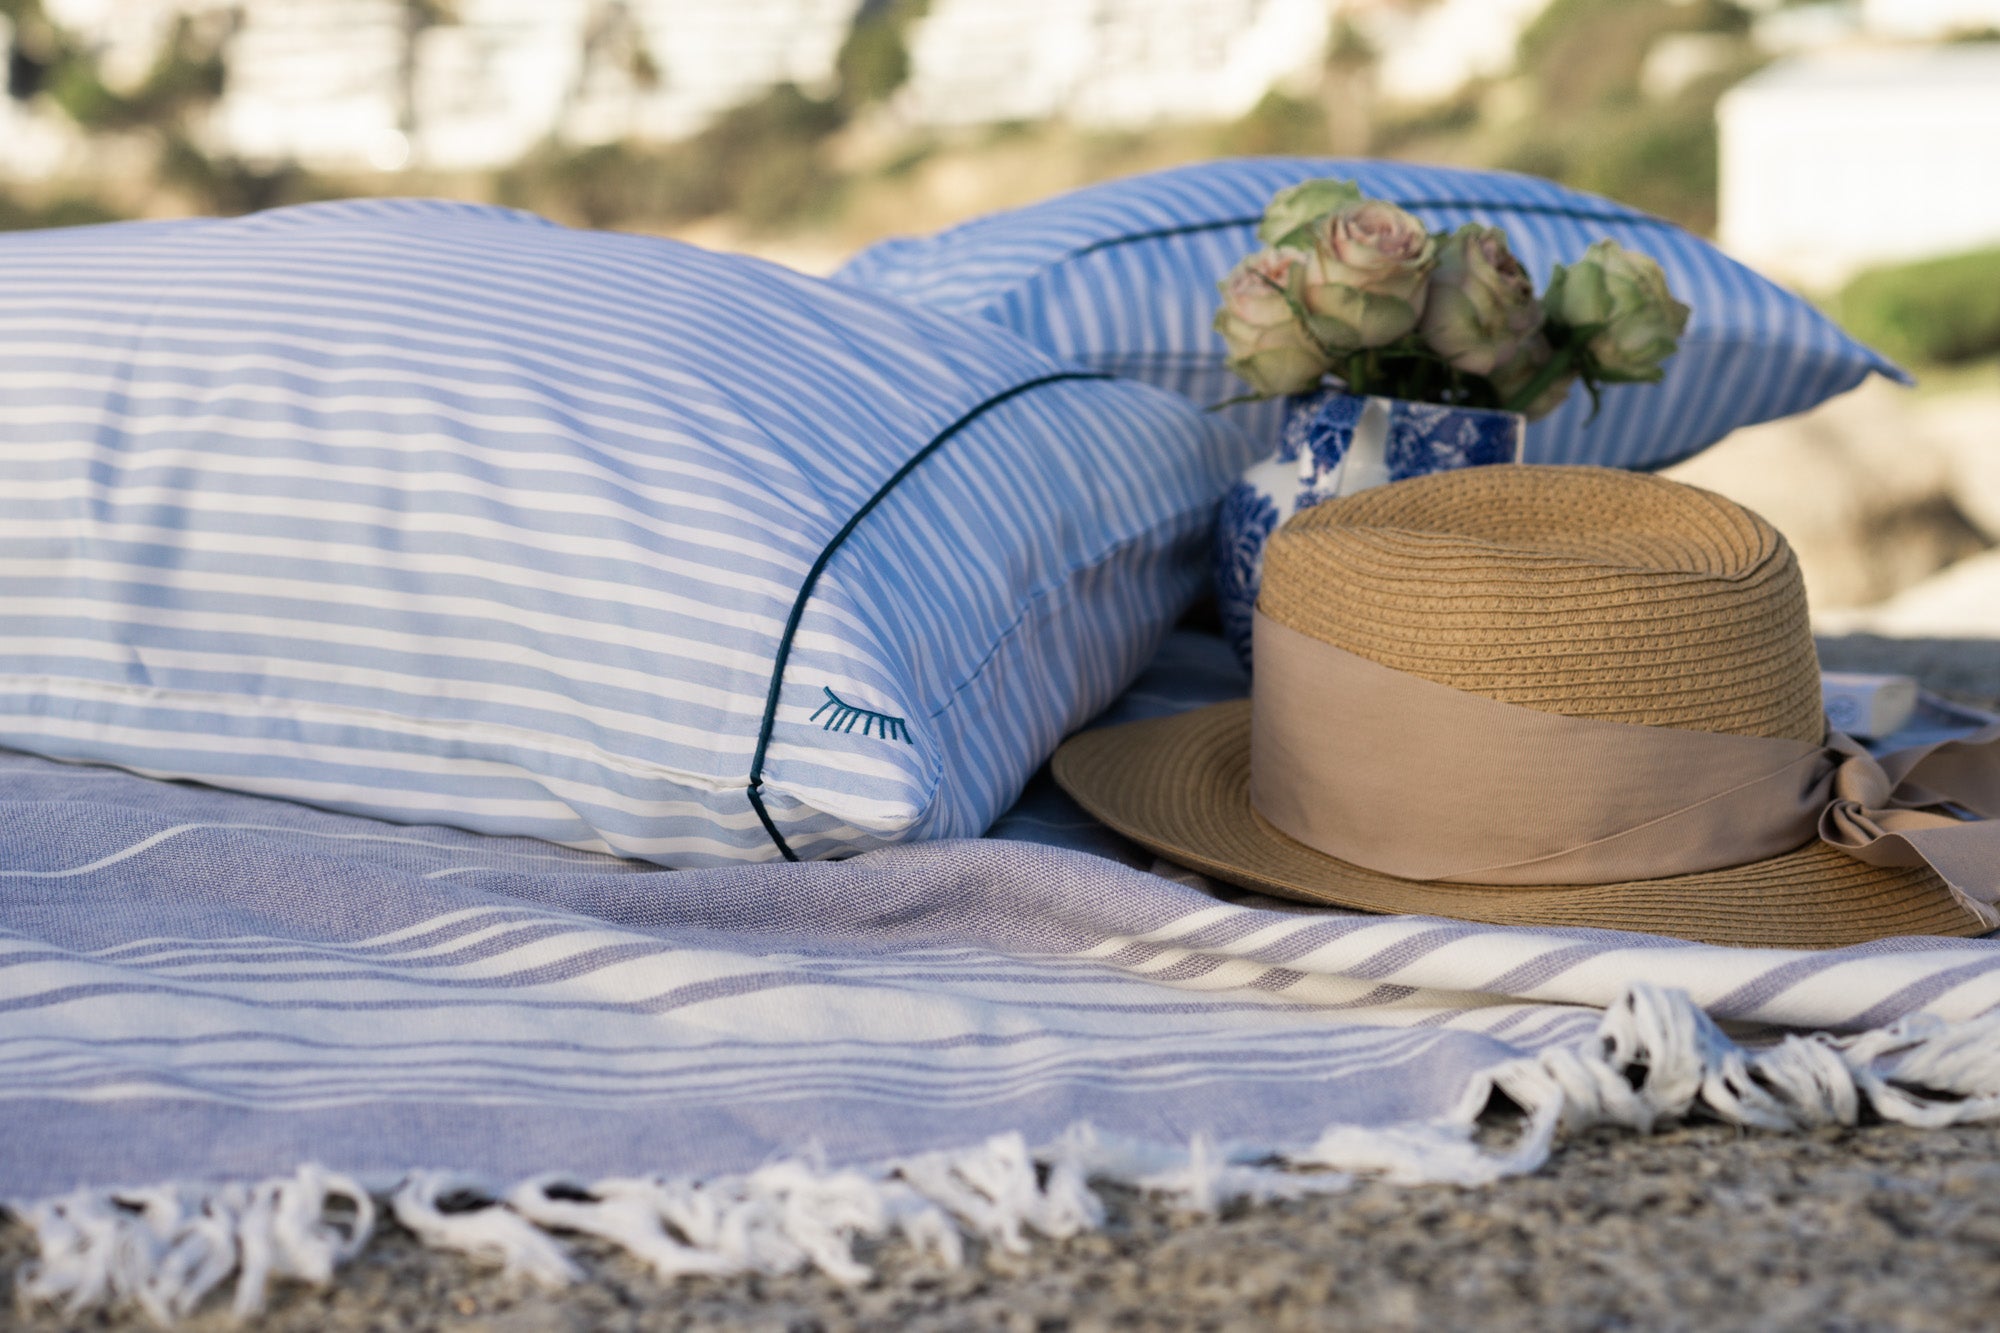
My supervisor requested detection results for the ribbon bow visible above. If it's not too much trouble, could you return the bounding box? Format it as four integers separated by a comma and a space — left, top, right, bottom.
1819, 724, 2000, 928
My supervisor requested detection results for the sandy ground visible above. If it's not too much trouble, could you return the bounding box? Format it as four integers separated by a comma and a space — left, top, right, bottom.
8, 1121, 2000, 1331
3, 632, 1997, 1331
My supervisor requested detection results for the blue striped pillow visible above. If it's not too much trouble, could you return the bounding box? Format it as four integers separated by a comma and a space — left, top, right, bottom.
0, 199, 1256, 866
836, 158, 1904, 471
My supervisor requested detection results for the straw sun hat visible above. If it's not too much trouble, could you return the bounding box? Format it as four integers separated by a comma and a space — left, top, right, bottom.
1054, 465, 2000, 949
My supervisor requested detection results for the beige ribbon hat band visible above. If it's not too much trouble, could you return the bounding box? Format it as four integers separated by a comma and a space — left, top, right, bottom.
1250, 609, 2000, 928
1052, 465, 1999, 949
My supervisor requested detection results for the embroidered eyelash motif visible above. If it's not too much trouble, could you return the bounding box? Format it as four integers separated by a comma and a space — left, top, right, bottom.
810, 688, 911, 743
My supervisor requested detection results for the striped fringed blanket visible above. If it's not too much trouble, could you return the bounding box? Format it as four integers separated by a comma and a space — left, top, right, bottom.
6, 638, 2000, 1322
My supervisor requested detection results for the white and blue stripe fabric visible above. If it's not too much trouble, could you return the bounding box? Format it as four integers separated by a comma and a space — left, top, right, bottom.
0, 199, 1256, 867
5, 638, 2000, 1316
836, 157, 1905, 471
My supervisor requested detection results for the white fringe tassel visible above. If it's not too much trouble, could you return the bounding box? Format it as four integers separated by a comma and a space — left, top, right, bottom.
1491, 981, 2000, 1137
19, 981, 2000, 1324
16, 1165, 372, 1325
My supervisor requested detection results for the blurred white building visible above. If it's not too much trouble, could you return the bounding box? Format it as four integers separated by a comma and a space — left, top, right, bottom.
1358, 0, 1552, 106
895, 0, 1576, 126
1718, 44, 2000, 288
900, 0, 1333, 128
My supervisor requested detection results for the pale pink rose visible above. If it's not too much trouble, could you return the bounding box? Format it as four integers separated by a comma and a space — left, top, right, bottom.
1418, 224, 1544, 377
1214, 248, 1331, 398
1299, 198, 1439, 350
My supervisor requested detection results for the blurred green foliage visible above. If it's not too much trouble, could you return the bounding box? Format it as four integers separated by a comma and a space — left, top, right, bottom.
1367, 93, 1481, 157
1516, 0, 1745, 112
501, 0, 949, 233
1211, 91, 1326, 158
1, 5, 247, 222
0, 190, 119, 231
1499, 78, 1729, 231
500, 84, 845, 232
47, 15, 225, 132
1497, 0, 1759, 233
1836, 248, 2000, 368
836, 0, 927, 110
1199, 0, 1757, 234
500, 0, 944, 232
155, 133, 334, 217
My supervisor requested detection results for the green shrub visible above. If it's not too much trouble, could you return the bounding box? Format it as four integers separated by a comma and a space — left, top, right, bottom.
1369, 91, 1480, 156
154, 133, 334, 216
835, 0, 928, 109
1836, 247, 2000, 368
695, 85, 845, 228
0, 190, 122, 231
1509, 87, 1724, 233
498, 141, 702, 230
46, 13, 226, 133
498, 84, 846, 232
1517, 0, 1685, 115
1497, 0, 1761, 232
1210, 90, 1328, 158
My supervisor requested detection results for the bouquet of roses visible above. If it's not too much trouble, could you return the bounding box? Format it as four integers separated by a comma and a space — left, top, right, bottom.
1214, 178, 1691, 419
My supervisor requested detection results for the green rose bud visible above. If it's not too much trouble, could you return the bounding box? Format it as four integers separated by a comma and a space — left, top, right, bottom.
1214, 247, 1332, 398
1299, 198, 1438, 351
1257, 177, 1365, 249
1544, 239, 1691, 383
1418, 224, 1544, 377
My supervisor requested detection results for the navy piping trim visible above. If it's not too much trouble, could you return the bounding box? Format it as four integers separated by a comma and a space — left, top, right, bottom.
746, 370, 1115, 861
1063, 200, 1673, 262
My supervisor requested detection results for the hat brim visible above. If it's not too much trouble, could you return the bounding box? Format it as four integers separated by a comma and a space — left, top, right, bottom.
1052, 700, 1987, 949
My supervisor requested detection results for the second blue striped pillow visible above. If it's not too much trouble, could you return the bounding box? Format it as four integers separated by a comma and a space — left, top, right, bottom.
835, 157, 1903, 472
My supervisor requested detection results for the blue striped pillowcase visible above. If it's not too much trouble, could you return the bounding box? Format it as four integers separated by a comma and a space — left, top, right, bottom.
835, 157, 1905, 471
0, 199, 1258, 865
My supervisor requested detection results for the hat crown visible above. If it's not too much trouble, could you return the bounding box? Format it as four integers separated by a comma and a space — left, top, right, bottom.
1258, 466, 1824, 744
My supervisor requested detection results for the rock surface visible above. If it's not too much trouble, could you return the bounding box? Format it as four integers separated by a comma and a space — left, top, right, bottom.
1664, 378, 2000, 615
1818, 551, 2000, 639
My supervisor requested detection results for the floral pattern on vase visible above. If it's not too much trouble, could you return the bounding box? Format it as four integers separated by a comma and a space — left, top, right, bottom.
1213, 482, 1282, 668
1213, 389, 1524, 670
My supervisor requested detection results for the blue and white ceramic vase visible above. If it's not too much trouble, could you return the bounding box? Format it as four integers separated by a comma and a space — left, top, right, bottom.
1214, 389, 1525, 670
